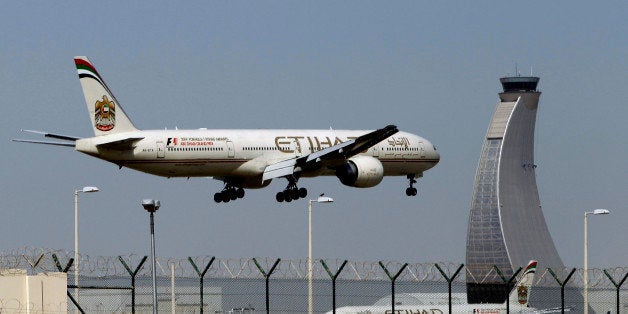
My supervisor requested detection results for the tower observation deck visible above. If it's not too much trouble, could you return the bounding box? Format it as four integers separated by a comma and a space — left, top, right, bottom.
500, 76, 540, 92
465, 76, 564, 304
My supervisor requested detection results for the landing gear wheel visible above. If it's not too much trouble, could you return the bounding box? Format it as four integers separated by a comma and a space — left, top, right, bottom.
406, 174, 419, 197
214, 184, 245, 204
406, 187, 418, 196
289, 188, 299, 200
298, 188, 308, 199
276, 176, 308, 202
276, 192, 285, 202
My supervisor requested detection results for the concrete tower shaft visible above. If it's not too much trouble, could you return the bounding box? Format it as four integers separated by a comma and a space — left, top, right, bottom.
465, 76, 564, 303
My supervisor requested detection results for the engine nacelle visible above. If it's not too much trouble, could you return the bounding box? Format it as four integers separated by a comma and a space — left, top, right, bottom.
335, 155, 384, 188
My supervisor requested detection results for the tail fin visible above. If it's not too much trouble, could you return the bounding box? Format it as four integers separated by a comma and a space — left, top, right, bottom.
74, 56, 138, 136
508, 260, 537, 307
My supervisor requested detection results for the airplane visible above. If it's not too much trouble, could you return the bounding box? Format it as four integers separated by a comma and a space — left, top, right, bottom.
13, 56, 440, 203
329, 260, 568, 313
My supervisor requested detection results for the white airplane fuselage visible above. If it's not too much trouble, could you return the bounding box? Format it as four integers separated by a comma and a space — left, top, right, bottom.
330, 304, 537, 314
329, 261, 558, 314
76, 129, 439, 185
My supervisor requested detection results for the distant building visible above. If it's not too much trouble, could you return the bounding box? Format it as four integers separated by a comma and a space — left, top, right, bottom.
465, 76, 564, 303
0, 269, 67, 312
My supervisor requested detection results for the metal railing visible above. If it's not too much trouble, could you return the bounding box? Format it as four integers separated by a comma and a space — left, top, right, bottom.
1, 247, 626, 313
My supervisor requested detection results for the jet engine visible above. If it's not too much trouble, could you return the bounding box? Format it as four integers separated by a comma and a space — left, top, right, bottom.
335, 155, 384, 188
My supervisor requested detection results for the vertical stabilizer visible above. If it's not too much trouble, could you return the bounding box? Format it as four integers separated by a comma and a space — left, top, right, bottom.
508, 260, 537, 307
74, 56, 137, 136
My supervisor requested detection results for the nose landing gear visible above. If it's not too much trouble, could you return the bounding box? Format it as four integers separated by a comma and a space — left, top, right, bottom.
405, 174, 418, 196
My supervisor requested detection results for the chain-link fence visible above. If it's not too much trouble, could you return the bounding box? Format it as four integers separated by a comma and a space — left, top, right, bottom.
1, 247, 626, 313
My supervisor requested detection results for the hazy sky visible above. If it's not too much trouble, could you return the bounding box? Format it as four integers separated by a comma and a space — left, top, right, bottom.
1, 1, 626, 269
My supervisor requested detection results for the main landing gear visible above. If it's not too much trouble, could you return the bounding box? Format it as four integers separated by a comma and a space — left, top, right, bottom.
405, 174, 418, 196
214, 184, 245, 203
276, 180, 307, 203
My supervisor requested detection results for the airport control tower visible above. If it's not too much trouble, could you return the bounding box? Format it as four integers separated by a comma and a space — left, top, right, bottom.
465, 76, 564, 303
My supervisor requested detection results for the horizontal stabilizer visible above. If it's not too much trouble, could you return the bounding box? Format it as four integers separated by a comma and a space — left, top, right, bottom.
20, 129, 80, 141
12, 139, 75, 147
95, 137, 144, 150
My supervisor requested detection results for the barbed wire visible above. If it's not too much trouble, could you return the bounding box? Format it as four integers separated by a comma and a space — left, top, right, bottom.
1, 247, 626, 288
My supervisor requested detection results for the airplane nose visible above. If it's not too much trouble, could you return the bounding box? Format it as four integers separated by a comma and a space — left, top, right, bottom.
425, 140, 440, 166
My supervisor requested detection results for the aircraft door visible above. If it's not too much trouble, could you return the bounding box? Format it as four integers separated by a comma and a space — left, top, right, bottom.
419, 141, 426, 158
157, 141, 165, 158
226, 141, 235, 158
290, 139, 299, 157
372, 145, 380, 158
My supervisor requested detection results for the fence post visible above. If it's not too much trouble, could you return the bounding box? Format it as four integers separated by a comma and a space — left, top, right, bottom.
548, 267, 576, 314
253, 258, 281, 314
493, 264, 522, 314
435, 263, 464, 314
603, 269, 628, 314
52, 254, 85, 314
321, 259, 348, 314
52, 253, 74, 273
189, 256, 215, 314
23, 253, 45, 271
379, 261, 408, 314
119, 256, 148, 314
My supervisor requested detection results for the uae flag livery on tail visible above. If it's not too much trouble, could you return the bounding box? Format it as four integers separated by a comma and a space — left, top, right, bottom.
74, 56, 137, 136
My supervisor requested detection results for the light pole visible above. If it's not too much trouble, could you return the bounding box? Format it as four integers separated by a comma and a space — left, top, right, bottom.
308, 195, 334, 314
142, 199, 161, 314
74, 186, 99, 311
583, 208, 610, 314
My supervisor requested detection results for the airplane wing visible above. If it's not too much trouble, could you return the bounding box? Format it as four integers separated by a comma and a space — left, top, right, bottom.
262, 158, 298, 181
262, 125, 398, 182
